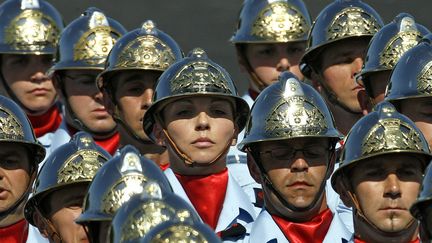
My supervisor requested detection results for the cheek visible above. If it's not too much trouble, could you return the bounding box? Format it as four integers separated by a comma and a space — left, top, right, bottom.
322, 66, 350, 90
413, 121, 432, 147
355, 182, 381, 210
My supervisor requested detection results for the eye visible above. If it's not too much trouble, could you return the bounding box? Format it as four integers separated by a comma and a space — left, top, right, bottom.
286, 47, 304, 55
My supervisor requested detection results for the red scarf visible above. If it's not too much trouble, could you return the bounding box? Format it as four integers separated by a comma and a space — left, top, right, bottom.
93, 133, 120, 155
272, 208, 333, 243
354, 237, 420, 243
28, 105, 62, 138
248, 88, 260, 101
67, 125, 120, 155
159, 163, 170, 171
175, 168, 229, 230
0, 219, 29, 243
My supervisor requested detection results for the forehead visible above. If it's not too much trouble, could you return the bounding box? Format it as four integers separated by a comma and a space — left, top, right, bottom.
167, 96, 234, 106
320, 37, 370, 57
352, 153, 424, 172
256, 137, 330, 150
112, 70, 162, 83
63, 69, 101, 77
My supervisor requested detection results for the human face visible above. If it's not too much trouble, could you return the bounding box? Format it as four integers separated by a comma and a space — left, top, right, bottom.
317, 38, 369, 113
43, 184, 88, 243
162, 96, 236, 165
0, 144, 32, 212
350, 154, 424, 232
1, 54, 56, 115
61, 70, 116, 134
400, 97, 432, 149
364, 70, 391, 105
113, 70, 161, 140
243, 42, 306, 89
256, 137, 330, 211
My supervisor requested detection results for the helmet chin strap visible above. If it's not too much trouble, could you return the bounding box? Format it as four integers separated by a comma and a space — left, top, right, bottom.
248, 146, 335, 214
33, 207, 62, 243
161, 128, 234, 167
320, 82, 363, 115
239, 51, 267, 92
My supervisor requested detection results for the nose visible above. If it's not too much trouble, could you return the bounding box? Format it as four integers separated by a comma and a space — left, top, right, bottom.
276, 56, 290, 72
351, 57, 364, 78
142, 88, 153, 110
383, 173, 401, 199
195, 112, 210, 131
290, 155, 309, 173
30, 70, 49, 83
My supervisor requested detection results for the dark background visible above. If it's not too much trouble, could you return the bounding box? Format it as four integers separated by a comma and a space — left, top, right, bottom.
22, 1, 432, 94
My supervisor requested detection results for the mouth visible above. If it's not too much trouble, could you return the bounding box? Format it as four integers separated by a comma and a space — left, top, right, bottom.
192, 137, 215, 148
0, 188, 9, 199
29, 88, 49, 94
288, 181, 312, 187
352, 85, 364, 91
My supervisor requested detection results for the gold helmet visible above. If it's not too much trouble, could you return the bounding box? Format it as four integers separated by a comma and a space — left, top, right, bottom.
75, 145, 172, 242
97, 20, 183, 93
357, 13, 430, 97
0, 0, 63, 55
110, 193, 200, 243
49, 7, 127, 73
331, 101, 432, 192
300, 0, 383, 78
238, 71, 342, 151
231, 0, 311, 43
24, 131, 111, 226
140, 221, 221, 243
385, 34, 432, 103
143, 48, 250, 143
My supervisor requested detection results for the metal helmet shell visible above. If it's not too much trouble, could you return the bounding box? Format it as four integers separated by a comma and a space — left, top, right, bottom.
230, 0, 311, 43
385, 34, 432, 103
0, 95, 45, 164
110, 193, 200, 243
76, 145, 172, 224
0, 0, 63, 55
24, 131, 111, 226
140, 221, 221, 243
238, 71, 342, 151
143, 48, 250, 142
49, 8, 126, 73
358, 13, 430, 95
410, 163, 432, 238
97, 20, 183, 93
300, 0, 383, 77
331, 101, 432, 192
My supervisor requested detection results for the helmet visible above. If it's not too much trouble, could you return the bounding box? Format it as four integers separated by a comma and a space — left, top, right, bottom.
76, 145, 172, 225
238, 71, 342, 151
0, 95, 45, 164
385, 34, 432, 103
97, 20, 183, 94
143, 48, 250, 142
110, 193, 200, 243
410, 163, 432, 238
300, 0, 383, 78
140, 221, 221, 243
358, 13, 430, 96
230, 0, 311, 43
48, 7, 126, 73
0, 0, 63, 55
331, 101, 432, 191
24, 131, 111, 226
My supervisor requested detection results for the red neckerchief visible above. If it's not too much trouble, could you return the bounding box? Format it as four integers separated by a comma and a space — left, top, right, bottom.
271, 208, 333, 243
248, 88, 260, 101
94, 133, 120, 155
0, 219, 29, 243
354, 237, 420, 243
28, 105, 62, 138
67, 124, 120, 155
175, 168, 229, 230
159, 163, 170, 171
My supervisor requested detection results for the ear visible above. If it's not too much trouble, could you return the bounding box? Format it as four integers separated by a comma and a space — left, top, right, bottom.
231, 126, 239, 146
153, 123, 166, 147
310, 71, 323, 93
335, 179, 355, 208
33, 213, 49, 239
246, 152, 263, 184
